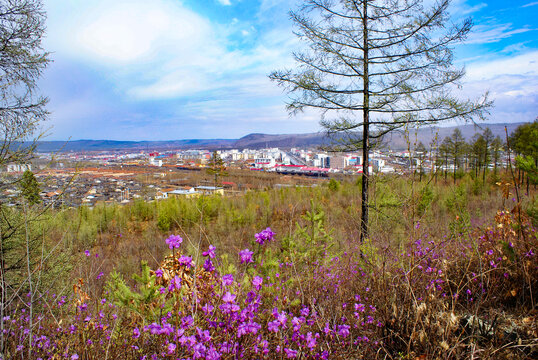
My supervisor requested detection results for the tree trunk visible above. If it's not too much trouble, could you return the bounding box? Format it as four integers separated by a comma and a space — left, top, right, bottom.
453, 157, 456, 184
444, 154, 448, 181
360, 0, 369, 243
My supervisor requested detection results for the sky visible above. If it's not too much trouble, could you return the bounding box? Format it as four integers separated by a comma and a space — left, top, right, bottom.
39, 0, 538, 141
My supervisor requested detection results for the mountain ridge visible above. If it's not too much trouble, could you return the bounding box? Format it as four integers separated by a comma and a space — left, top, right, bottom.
32, 122, 527, 152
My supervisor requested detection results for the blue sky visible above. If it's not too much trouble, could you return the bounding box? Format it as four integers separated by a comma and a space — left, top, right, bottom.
40, 0, 538, 140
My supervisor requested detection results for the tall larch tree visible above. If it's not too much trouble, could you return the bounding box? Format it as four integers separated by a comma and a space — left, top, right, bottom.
270, 0, 490, 241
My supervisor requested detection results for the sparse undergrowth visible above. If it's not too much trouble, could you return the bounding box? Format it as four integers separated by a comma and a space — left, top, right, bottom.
3, 206, 537, 359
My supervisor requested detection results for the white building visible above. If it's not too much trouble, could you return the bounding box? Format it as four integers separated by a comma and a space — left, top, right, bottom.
149, 157, 163, 167
254, 158, 276, 169
6, 164, 32, 172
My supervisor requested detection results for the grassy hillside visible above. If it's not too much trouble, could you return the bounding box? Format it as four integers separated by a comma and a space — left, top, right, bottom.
2, 171, 537, 358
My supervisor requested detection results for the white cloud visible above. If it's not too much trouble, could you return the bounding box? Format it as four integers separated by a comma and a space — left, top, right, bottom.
465, 51, 538, 81
128, 70, 211, 99
501, 41, 532, 54
466, 24, 533, 44
462, 52, 538, 123
43, 0, 301, 103
522, 2, 538, 8
75, 1, 214, 64
457, 1, 487, 15
260, 0, 288, 12
217, 0, 232, 5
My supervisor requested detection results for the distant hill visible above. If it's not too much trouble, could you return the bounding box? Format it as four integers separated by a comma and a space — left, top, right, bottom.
380, 122, 525, 150
233, 132, 331, 149
33, 122, 527, 152
33, 138, 236, 152
232, 122, 526, 150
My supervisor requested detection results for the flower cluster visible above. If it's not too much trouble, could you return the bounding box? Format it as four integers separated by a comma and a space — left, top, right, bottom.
255, 227, 275, 245
165, 235, 183, 249
4, 217, 536, 359
239, 249, 253, 264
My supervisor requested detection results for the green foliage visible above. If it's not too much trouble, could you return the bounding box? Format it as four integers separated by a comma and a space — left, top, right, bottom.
0, 205, 70, 303
19, 170, 41, 205
515, 155, 538, 185
525, 196, 538, 227
328, 179, 340, 192
131, 199, 155, 222
206, 151, 228, 187
257, 249, 280, 278
417, 185, 434, 217
510, 120, 538, 159
156, 202, 175, 231
375, 180, 401, 209
197, 195, 222, 221
282, 201, 333, 266
471, 178, 484, 196
357, 238, 380, 266
106, 261, 167, 321
448, 210, 471, 238
444, 184, 468, 215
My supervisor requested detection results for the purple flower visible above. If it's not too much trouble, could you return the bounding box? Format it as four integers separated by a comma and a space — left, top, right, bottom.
202, 303, 214, 314
338, 324, 350, 338
96, 272, 104, 280
222, 291, 236, 303
268, 320, 280, 332
277, 311, 288, 326
165, 235, 183, 249
147, 323, 162, 334
239, 249, 253, 264
238, 321, 261, 337
255, 227, 275, 245
84, 250, 90, 257
167, 342, 176, 354
178, 255, 193, 268
182, 316, 194, 329
284, 348, 298, 358
155, 269, 163, 277
306, 332, 317, 349
168, 275, 181, 292
133, 327, 140, 339
222, 274, 234, 286
71, 355, 79, 360
203, 245, 216, 258
203, 258, 215, 272
252, 276, 263, 290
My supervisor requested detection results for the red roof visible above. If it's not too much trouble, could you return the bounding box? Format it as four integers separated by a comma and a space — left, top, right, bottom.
301, 167, 329, 172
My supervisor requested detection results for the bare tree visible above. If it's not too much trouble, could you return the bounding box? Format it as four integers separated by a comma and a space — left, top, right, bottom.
481, 127, 493, 181
0, 0, 50, 354
445, 128, 466, 184
270, 0, 491, 241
